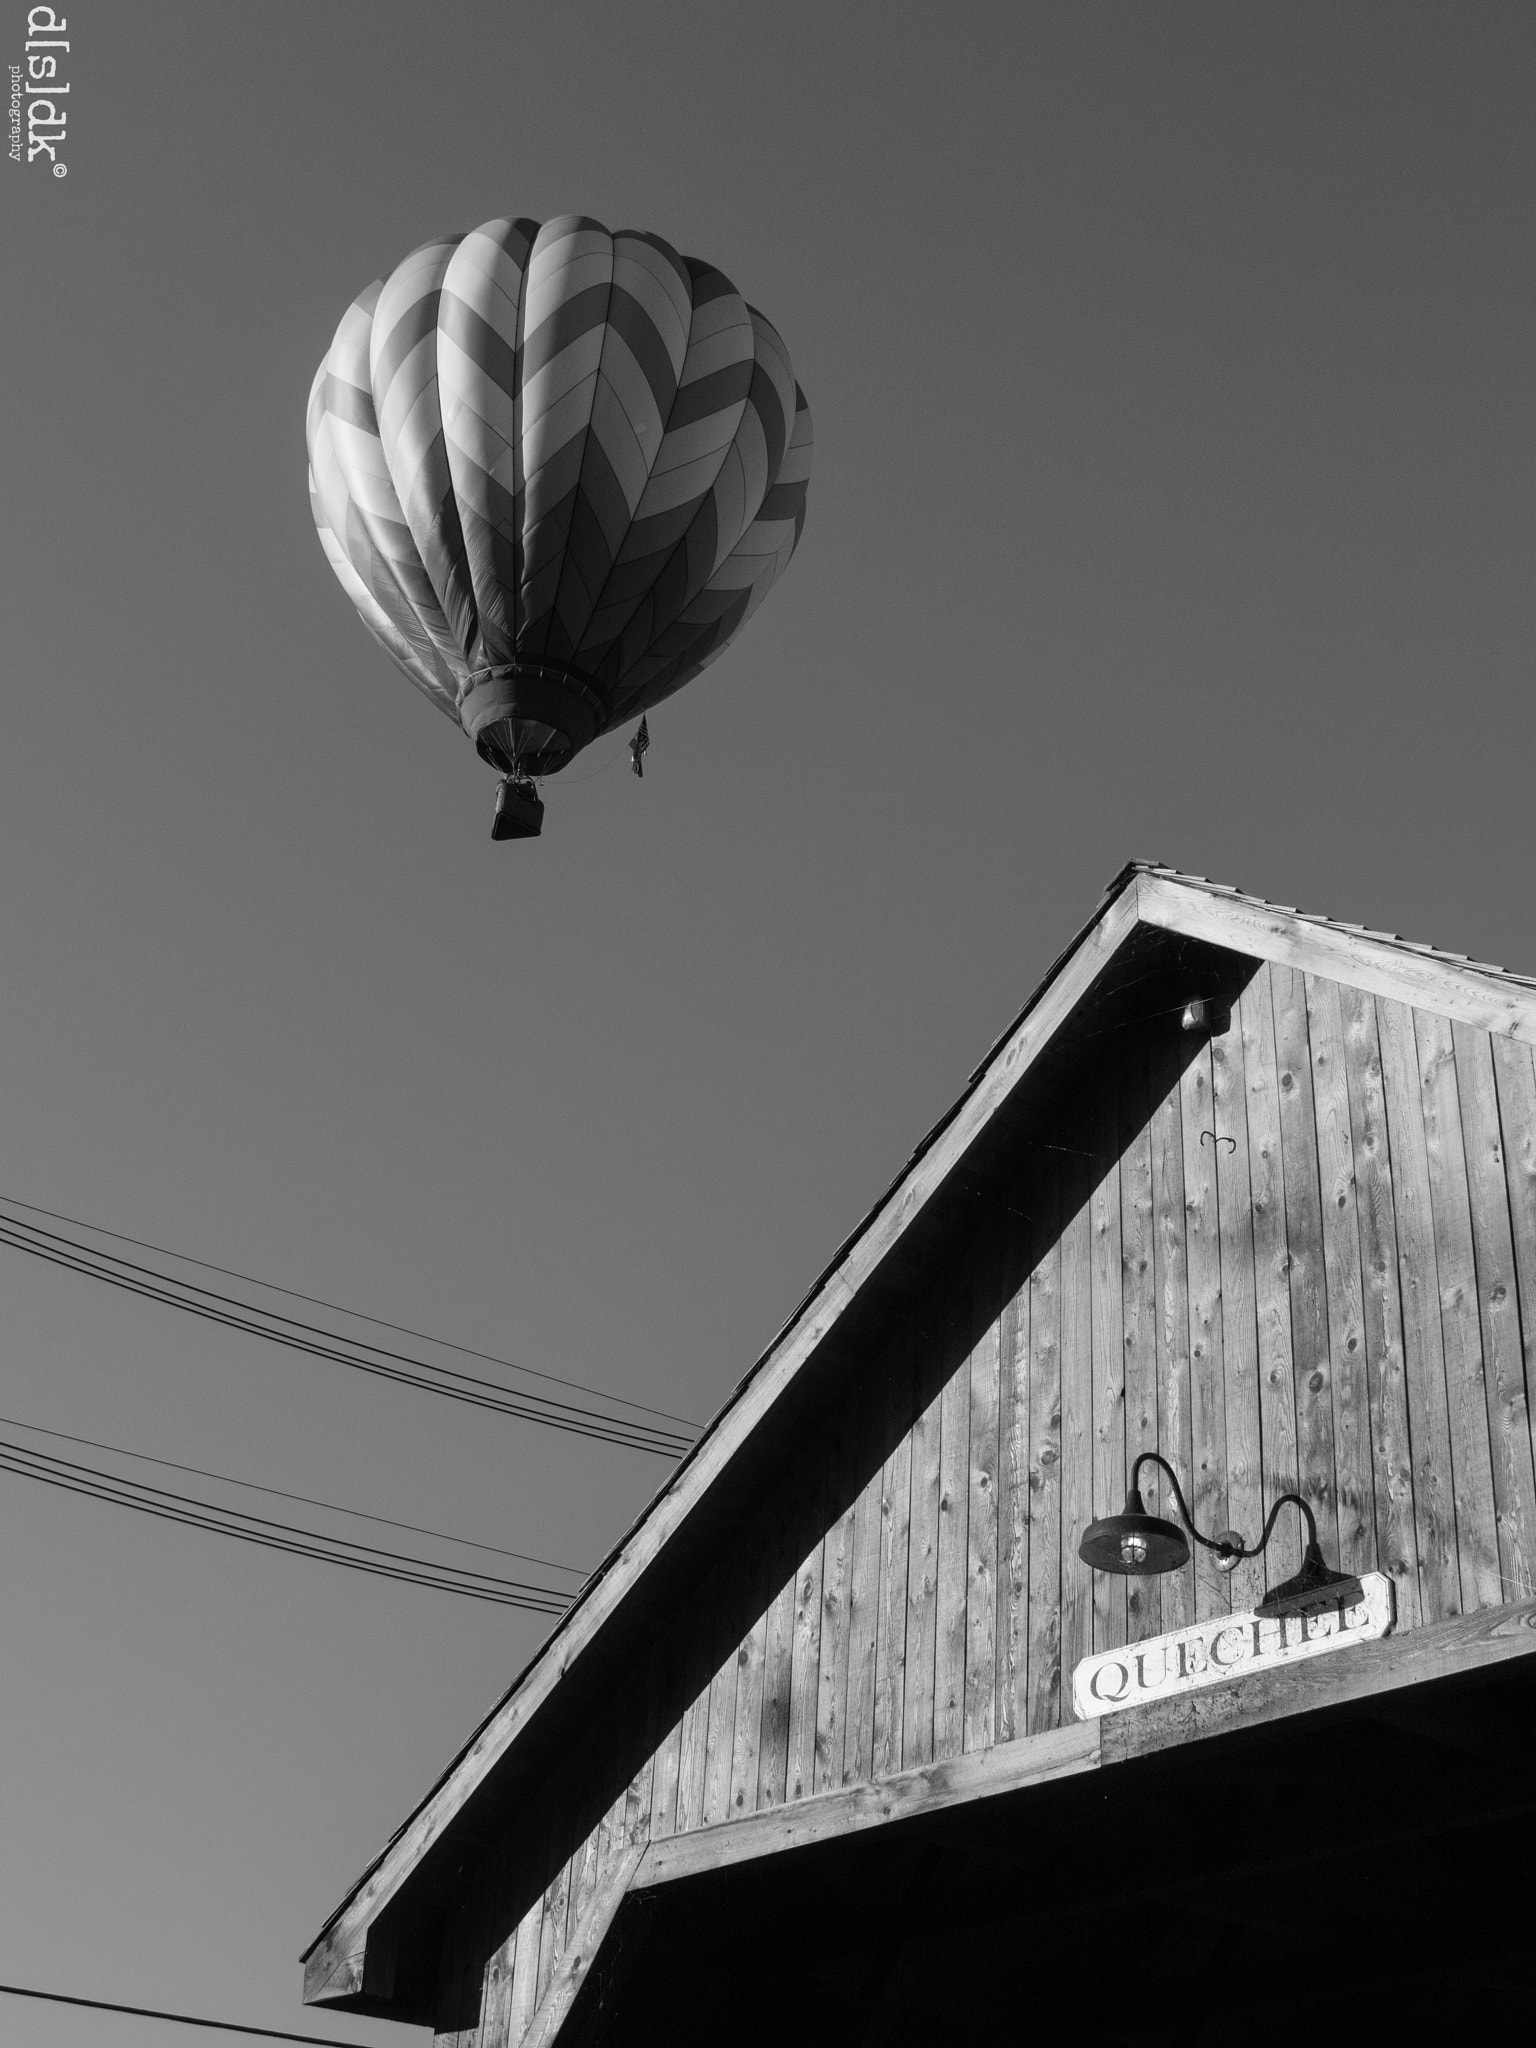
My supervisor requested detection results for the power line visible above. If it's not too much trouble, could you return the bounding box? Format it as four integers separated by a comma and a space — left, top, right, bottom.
0, 1411, 588, 1579
0, 1436, 575, 1614
0, 1209, 694, 1459
0, 1978, 369, 2045
1, 1193, 699, 1428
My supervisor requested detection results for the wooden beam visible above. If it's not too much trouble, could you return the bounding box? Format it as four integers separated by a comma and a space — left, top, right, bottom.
633, 1721, 1101, 1887
303, 881, 1145, 1999
1136, 873, 1536, 1048
517, 1840, 645, 2048
641, 1596, 1536, 1889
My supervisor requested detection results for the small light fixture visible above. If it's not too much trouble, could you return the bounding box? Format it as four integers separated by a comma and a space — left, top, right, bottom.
1181, 997, 1208, 1033
1079, 1451, 1360, 1617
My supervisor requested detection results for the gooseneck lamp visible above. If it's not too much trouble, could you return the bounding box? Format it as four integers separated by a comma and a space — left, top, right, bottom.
1079, 1452, 1359, 1618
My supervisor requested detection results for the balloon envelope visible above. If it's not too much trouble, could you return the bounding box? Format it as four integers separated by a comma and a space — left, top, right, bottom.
306, 214, 813, 787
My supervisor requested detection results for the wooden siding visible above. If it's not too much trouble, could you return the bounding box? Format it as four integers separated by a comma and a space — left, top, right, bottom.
461, 964, 1536, 2046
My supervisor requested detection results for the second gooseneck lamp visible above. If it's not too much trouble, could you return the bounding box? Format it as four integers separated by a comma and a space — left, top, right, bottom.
1079, 1451, 1358, 1618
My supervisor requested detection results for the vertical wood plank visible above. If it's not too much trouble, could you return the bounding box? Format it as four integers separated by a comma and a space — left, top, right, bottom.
1492, 1035, 1536, 1520
1338, 986, 1420, 1626
902, 1314, 943, 1769
965, 1216, 1001, 1753
1211, 985, 1264, 1616
935, 1277, 972, 1761
701, 1594, 740, 1828
1091, 1084, 1128, 1651
1149, 1020, 1195, 1630
672, 1647, 712, 1835
506, 1895, 543, 2048
727, 1531, 768, 1819
622, 1657, 658, 1856
1272, 964, 1340, 1565
1243, 962, 1302, 1588
534, 1838, 572, 2009
814, 1398, 857, 1793
1416, 1008, 1501, 1608
1119, 1037, 1161, 1639
1306, 975, 1376, 1577
480, 1927, 516, 2048
648, 1693, 683, 1842
1417, 1009, 1501, 1610
1026, 1148, 1062, 1735
565, 1808, 602, 1947
1377, 996, 1461, 1619
1059, 1146, 1095, 1693
871, 1329, 914, 1778
996, 1193, 1031, 1738
756, 1488, 797, 1808
1178, 1034, 1229, 1619
843, 1372, 885, 1783
1455, 1022, 1536, 1603
785, 1457, 827, 1800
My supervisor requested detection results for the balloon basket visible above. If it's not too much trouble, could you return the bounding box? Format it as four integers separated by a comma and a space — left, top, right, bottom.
491, 778, 544, 841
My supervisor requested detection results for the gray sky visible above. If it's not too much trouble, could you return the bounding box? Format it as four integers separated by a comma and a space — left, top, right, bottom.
3, 3, 1534, 2041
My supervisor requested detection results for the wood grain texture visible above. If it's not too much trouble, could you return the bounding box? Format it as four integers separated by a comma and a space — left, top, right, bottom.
479, 1925, 516, 2048
872, 1328, 915, 1779
935, 1280, 972, 1761
756, 1486, 797, 1808
1305, 974, 1375, 1576
1090, 1087, 1128, 1650
672, 1644, 711, 1836
700, 1595, 740, 1828
1026, 1148, 1063, 1733
1241, 963, 1302, 1588
996, 1196, 1031, 1736
1376, 996, 1461, 1619
728, 1534, 768, 1820
1416, 1007, 1501, 1610
1338, 985, 1420, 1626
842, 1375, 884, 1784
1492, 1036, 1536, 1511
1271, 964, 1340, 1564
1453, 1021, 1536, 1601
965, 1219, 1001, 1752
506, 1895, 543, 2048
1149, 1021, 1195, 1631
902, 1320, 943, 1770
814, 1398, 856, 1794
785, 1457, 827, 1802
1059, 1159, 1095, 1682
1178, 1036, 1229, 1620
1211, 987, 1264, 1615
1118, 1038, 1160, 1640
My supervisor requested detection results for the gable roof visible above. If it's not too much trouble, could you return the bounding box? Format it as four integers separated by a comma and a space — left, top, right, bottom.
304, 861, 1536, 2003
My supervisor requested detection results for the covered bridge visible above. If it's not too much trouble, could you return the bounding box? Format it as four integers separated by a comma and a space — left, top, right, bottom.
304, 864, 1536, 2045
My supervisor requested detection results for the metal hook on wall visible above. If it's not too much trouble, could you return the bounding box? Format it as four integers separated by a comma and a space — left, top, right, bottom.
1200, 1130, 1236, 1154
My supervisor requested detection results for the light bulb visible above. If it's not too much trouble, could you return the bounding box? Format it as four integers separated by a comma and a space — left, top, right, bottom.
1120, 1532, 1149, 1567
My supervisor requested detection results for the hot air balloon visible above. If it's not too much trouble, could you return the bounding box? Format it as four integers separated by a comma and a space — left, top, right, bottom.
306, 214, 813, 839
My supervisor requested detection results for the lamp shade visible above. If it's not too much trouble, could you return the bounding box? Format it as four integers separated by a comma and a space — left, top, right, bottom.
1078, 1486, 1190, 1575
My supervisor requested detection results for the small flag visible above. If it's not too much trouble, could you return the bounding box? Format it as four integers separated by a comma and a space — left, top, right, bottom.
629, 717, 650, 778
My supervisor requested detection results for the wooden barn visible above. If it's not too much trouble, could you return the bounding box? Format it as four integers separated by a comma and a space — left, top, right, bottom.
303, 865, 1536, 2046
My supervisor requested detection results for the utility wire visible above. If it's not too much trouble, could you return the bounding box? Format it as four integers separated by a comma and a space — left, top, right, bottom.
0, 1436, 575, 1614
0, 1209, 693, 1459
0, 1411, 588, 1579
0, 1194, 700, 1429
0, 1978, 369, 2045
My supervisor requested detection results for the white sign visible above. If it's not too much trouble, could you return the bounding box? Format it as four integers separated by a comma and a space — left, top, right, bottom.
1071, 1573, 1396, 1720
